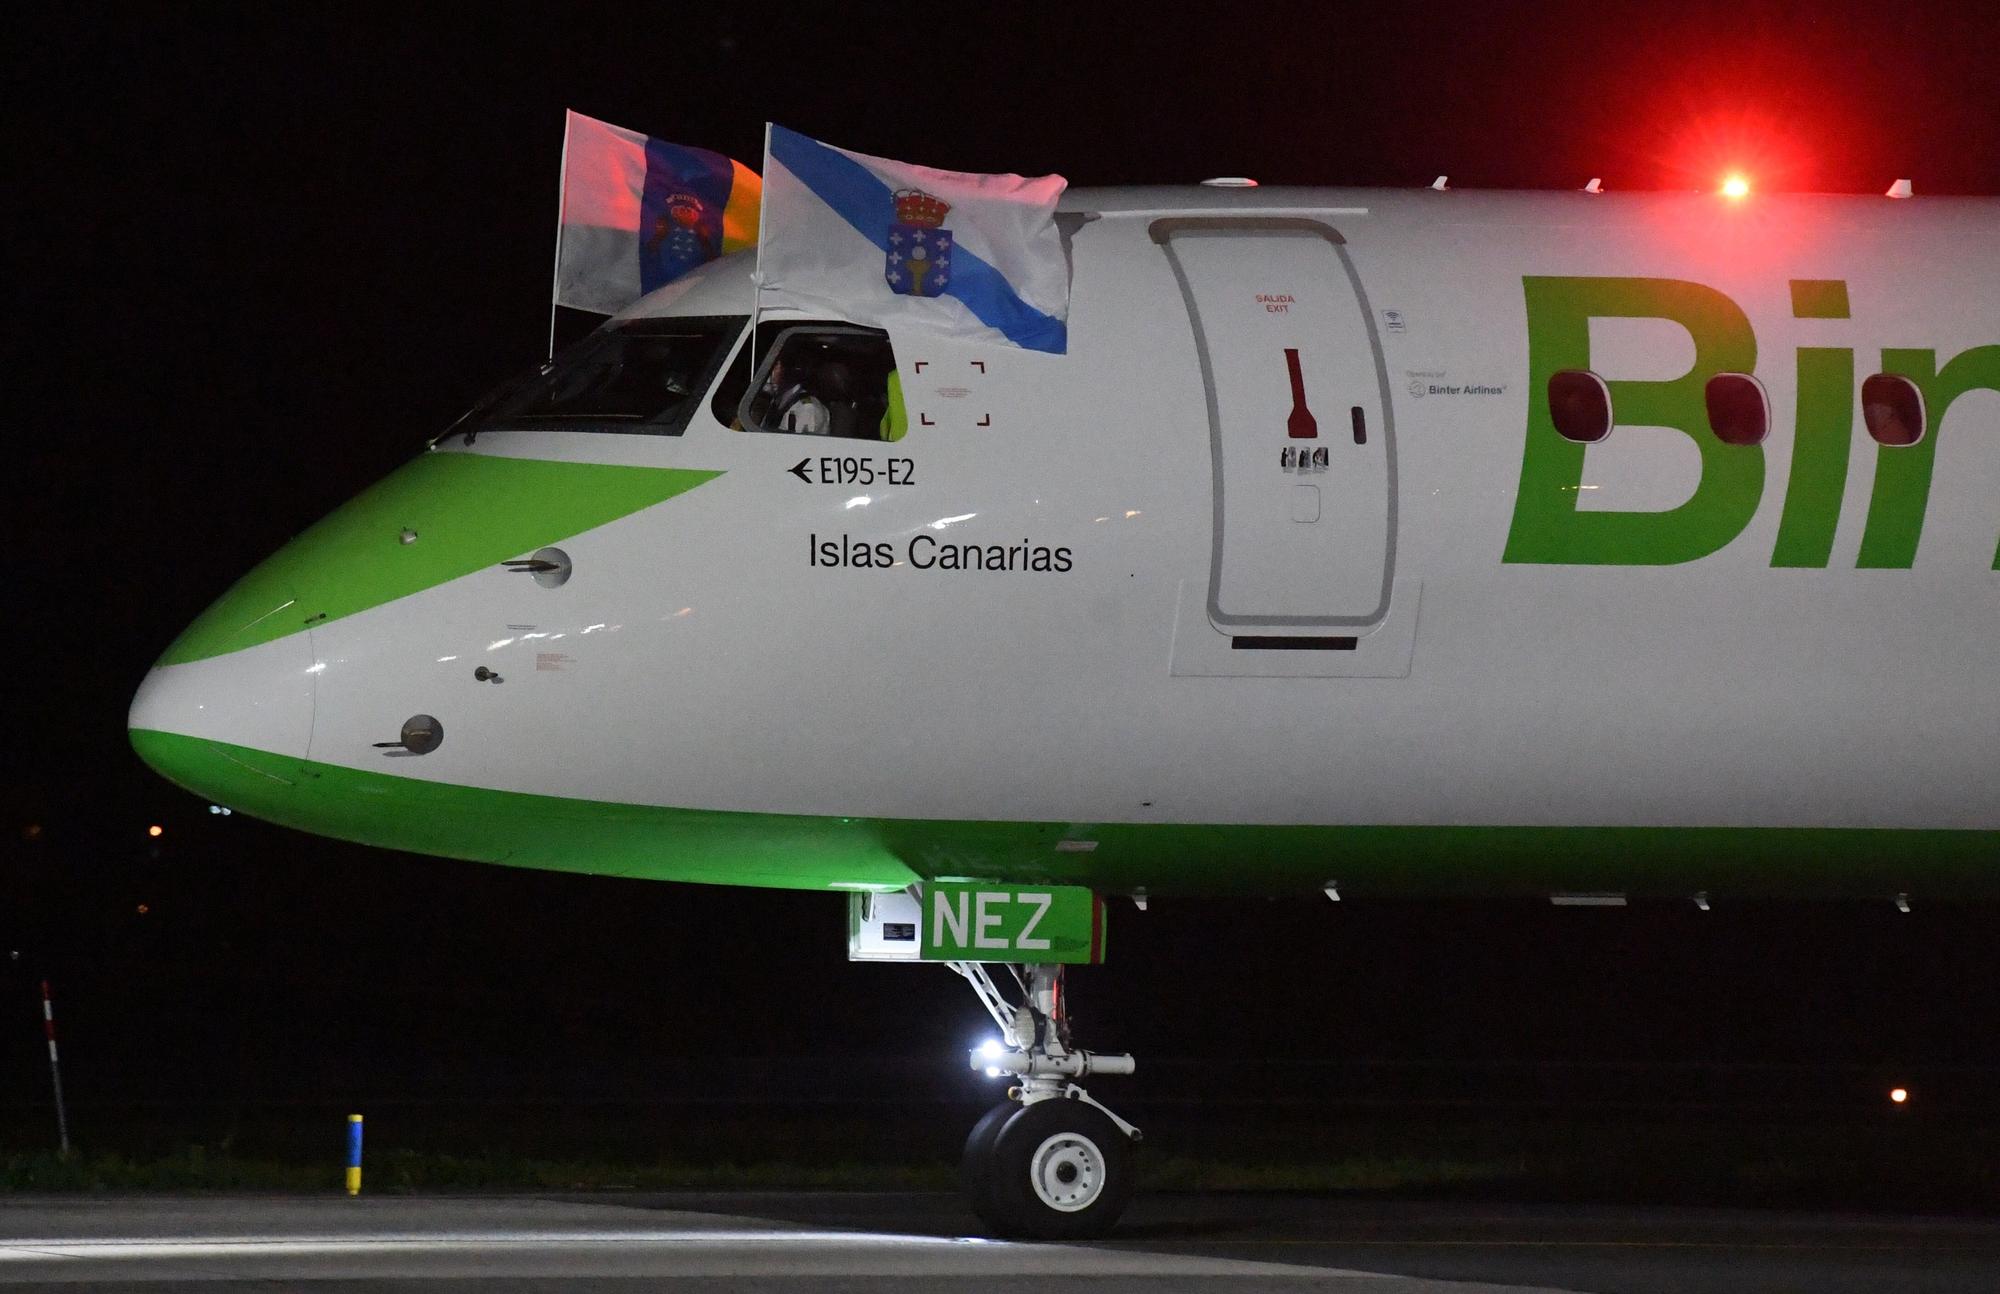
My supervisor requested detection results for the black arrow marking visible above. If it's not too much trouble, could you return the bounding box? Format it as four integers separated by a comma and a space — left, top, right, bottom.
787, 458, 812, 483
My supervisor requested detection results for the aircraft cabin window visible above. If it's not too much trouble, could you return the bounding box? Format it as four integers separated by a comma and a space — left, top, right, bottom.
732, 322, 904, 441
1862, 373, 1927, 446
1704, 373, 1770, 446
1547, 369, 1613, 443
460, 315, 747, 438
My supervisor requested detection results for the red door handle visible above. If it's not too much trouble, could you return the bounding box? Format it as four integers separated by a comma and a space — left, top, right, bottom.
1284, 348, 1318, 439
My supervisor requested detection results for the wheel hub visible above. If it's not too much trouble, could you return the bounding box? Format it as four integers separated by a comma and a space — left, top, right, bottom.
1028, 1130, 1105, 1212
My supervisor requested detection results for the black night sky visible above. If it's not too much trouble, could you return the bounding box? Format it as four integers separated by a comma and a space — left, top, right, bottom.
8, 3, 1999, 1180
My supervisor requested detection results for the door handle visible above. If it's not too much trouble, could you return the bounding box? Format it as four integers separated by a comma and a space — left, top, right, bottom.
1284, 349, 1319, 439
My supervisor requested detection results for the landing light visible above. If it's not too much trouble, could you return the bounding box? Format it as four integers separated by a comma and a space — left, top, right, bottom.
1890, 1087, 1909, 1105
978, 1039, 1004, 1060
146, 825, 163, 838
1720, 174, 1750, 199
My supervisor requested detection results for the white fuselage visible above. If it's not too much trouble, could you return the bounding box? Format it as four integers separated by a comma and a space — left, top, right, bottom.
305, 189, 1996, 833
128, 186, 1998, 899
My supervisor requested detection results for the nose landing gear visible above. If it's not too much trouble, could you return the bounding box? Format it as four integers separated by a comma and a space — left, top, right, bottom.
953, 961, 1138, 1238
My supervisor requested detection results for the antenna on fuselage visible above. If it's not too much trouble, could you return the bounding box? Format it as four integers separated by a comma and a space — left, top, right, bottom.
1583, 177, 1603, 194
1430, 175, 1449, 191
1886, 178, 1913, 199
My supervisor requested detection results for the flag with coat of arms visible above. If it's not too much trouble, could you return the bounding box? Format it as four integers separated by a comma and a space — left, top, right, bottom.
755, 125, 1070, 354
553, 110, 761, 315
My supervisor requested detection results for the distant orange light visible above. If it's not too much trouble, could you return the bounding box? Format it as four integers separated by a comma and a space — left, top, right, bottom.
1890, 1087, 1909, 1104
1721, 174, 1750, 199
147, 824, 164, 838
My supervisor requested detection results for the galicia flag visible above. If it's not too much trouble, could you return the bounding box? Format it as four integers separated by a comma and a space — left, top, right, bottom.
756, 125, 1069, 354
554, 111, 761, 315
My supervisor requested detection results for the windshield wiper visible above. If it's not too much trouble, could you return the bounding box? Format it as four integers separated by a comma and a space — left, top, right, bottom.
437, 359, 558, 447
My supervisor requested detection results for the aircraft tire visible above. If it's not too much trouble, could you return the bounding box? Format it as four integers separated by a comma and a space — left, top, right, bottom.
980, 1097, 1135, 1239
958, 1099, 1017, 1224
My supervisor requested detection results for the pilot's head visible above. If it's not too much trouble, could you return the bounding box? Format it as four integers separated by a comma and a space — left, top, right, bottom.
813, 358, 858, 403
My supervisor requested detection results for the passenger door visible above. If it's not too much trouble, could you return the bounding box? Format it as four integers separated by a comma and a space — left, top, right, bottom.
1153, 217, 1395, 636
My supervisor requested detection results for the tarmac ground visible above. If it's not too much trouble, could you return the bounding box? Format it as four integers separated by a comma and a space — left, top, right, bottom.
3, 1192, 1999, 1292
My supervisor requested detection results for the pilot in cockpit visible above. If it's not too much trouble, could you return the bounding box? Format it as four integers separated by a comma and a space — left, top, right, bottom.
811, 358, 865, 438
763, 356, 830, 435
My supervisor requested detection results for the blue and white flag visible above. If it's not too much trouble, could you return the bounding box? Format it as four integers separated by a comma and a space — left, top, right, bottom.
554, 111, 761, 316
756, 125, 1069, 354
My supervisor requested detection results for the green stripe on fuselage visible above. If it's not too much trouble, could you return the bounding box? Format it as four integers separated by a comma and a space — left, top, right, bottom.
157, 453, 721, 666
129, 731, 1999, 899
129, 728, 919, 891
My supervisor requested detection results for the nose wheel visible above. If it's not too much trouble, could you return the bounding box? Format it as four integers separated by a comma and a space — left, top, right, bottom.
964, 1094, 1135, 1238
952, 961, 1139, 1238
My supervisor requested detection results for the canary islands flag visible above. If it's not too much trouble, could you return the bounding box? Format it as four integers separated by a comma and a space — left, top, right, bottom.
756, 125, 1069, 354
554, 110, 760, 315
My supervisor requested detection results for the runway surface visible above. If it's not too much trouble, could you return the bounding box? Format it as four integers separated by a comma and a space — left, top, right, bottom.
3, 1192, 1997, 1291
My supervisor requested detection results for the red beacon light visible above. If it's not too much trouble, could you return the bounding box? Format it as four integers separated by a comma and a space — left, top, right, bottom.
1720, 174, 1751, 200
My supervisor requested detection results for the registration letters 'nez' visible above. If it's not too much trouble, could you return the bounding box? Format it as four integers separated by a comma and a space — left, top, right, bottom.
922, 883, 1104, 964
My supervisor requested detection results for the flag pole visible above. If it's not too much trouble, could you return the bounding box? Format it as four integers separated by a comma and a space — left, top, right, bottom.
748, 122, 773, 378
547, 111, 573, 359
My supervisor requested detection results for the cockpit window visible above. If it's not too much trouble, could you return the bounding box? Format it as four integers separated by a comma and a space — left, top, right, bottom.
459, 315, 747, 438
723, 321, 904, 441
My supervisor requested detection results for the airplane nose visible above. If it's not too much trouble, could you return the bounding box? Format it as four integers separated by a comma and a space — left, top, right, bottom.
128, 580, 317, 806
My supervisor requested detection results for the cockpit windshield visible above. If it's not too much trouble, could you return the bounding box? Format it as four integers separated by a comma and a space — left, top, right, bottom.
457, 315, 747, 439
